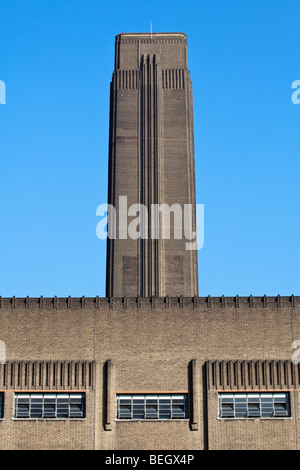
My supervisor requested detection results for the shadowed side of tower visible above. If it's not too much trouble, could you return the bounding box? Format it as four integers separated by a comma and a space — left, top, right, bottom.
106, 33, 198, 298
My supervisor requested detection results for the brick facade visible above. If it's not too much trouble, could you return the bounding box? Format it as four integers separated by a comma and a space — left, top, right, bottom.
0, 295, 299, 449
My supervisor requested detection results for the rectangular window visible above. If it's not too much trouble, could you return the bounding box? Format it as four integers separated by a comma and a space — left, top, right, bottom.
0, 393, 3, 418
14, 393, 85, 419
219, 392, 290, 419
117, 394, 187, 420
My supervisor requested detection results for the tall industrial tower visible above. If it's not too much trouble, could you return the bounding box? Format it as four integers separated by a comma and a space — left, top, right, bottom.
106, 33, 198, 298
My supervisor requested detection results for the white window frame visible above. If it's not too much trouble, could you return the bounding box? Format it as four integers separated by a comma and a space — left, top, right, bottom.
14, 392, 85, 419
219, 392, 290, 419
116, 393, 188, 420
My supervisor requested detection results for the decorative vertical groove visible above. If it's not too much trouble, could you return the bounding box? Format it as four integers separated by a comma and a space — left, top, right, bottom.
17, 362, 22, 388
10, 362, 15, 387
113, 69, 139, 89
190, 359, 198, 430
42, 362, 47, 389
250, 362, 257, 389
105, 360, 113, 431
73, 363, 77, 388
0, 361, 94, 390
162, 69, 185, 89
206, 360, 300, 390
60, 362, 65, 388
277, 295, 281, 308
139, 53, 159, 297
219, 361, 224, 389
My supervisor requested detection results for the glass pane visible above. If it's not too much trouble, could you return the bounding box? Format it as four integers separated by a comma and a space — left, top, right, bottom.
31, 404, 43, 410
222, 397, 234, 403
70, 404, 82, 412
132, 413, 144, 419
222, 404, 234, 410
119, 399, 131, 405
222, 411, 234, 418
31, 412, 43, 418
57, 410, 69, 418
235, 404, 247, 410
146, 405, 158, 412
70, 398, 82, 404
18, 404, 29, 411
274, 397, 288, 403
248, 403, 260, 409
146, 408, 158, 418
119, 412, 131, 418
119, 404, 131, 411
274, 403, 286, 410
261, 411, 273, 418
248, 397, 260, 403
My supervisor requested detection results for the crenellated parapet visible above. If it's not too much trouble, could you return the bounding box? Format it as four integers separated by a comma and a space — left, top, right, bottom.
0, 295, 298, 311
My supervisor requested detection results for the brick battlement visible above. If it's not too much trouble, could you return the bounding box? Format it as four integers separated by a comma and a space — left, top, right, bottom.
0, 295, 298, 311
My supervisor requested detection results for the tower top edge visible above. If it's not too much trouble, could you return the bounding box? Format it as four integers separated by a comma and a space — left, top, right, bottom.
115, 32, 187, 39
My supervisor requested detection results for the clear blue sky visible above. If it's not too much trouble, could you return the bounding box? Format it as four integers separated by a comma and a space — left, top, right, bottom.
0, 0, 299, 298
